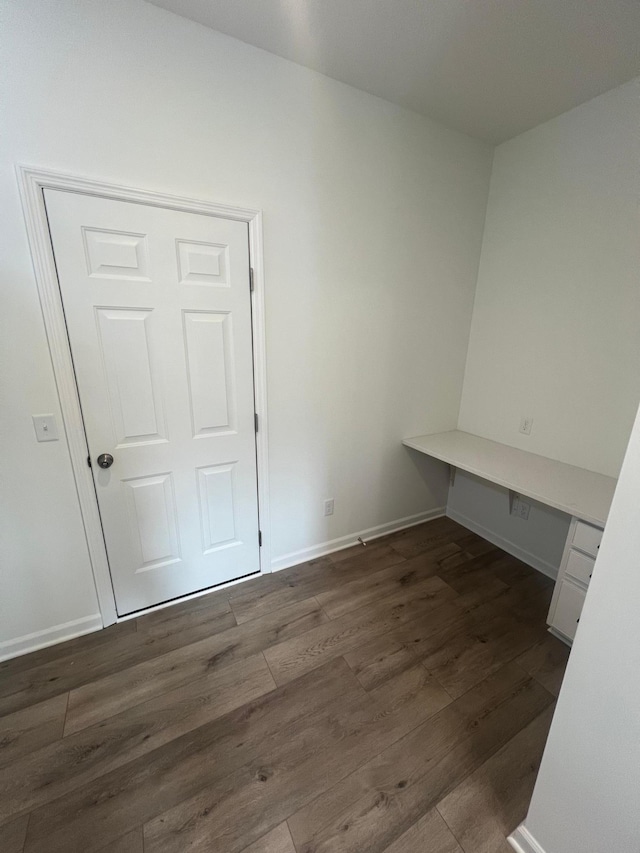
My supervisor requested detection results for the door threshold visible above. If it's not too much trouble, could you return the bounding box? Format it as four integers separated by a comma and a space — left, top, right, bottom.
117, 570, 262, 621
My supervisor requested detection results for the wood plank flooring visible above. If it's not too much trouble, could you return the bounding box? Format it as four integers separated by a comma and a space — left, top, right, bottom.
0, 516, 569, 853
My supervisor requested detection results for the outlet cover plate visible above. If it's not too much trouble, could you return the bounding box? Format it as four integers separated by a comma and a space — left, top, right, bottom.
519, 416, 533, 435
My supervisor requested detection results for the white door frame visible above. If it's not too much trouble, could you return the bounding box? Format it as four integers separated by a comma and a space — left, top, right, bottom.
16, 165, 271, 626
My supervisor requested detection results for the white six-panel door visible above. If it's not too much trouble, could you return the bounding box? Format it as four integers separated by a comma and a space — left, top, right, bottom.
44, 189, 260, 615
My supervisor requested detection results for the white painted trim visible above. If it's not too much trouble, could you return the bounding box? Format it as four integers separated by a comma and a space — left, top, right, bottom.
0, 614, 103, 663
446, 507, 558, 580
16, 165, 271, 626
247, 211, 272, 573
508, 824, 547, 853
271, 508, 445, 572
17, 168, 118, 626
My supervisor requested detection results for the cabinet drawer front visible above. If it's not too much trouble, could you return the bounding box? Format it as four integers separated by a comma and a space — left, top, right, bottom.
572, 521, 603, 557
552, 580, 586, 642
565, 549, 596, 587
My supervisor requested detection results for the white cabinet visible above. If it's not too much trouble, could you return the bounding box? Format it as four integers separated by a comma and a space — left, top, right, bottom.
565, 549, 595, 586
548, 517, 603, 645
571, 520, 603, 557
550, 580, 586, 642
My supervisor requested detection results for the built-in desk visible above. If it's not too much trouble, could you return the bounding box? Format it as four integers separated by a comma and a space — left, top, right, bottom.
402, 430, 618, 644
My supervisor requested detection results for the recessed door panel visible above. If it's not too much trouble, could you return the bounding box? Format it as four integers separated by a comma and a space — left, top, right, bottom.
197, 463, 238, 553
183, 311, 235, 437
124, 473, 181, 571
83, 228, 150, 281
95, 308, 166, 446
44, 189, 260, 615
177, 240, 229, 286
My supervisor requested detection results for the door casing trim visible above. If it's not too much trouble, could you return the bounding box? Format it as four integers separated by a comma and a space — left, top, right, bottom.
17, 165, 271, 626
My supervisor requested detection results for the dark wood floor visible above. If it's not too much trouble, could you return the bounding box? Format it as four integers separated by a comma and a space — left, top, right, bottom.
0, 516, 569, 853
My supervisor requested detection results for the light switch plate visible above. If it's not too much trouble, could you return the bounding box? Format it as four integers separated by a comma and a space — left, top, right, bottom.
33, 414, 59, 442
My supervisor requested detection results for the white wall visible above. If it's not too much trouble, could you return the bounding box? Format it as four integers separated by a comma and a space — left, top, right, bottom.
0, 0, 493, 653
459, 78, 640, 478
516, 399, 640, 852
449, 78, 640, 576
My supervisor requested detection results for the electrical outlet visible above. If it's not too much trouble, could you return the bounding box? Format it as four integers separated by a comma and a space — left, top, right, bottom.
324, 498, 334, 517
519, 416, 533, 435
510, 494, 531, 520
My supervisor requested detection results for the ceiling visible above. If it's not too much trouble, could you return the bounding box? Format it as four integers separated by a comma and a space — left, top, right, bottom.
146, 0, 640, 143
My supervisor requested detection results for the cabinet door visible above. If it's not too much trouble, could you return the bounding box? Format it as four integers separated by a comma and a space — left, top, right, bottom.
565, 549, 596, 587
551, 580, 586, 642
572, 521, 603, 557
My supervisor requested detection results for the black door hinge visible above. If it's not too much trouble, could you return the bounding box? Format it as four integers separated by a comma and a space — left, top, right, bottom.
249, 267, 255, 292
258, 530, 262, 547
254, 412, 259, 432
87, 455, 92, 468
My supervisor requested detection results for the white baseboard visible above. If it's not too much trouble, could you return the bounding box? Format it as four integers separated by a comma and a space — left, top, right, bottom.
0, 613, 103, 662
271, 508, 446, 573
508, 824, 547, 853
446, 507, 558, 580
548, 625, 572, 647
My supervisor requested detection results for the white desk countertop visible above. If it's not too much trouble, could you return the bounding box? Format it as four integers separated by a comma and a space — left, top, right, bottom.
403, 430, 617, 527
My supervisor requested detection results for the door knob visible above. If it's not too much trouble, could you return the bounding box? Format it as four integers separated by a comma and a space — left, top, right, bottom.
97, 453, 114, 469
